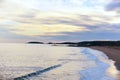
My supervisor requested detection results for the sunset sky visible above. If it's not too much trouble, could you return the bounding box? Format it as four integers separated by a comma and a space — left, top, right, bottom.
0, 0, 120, 43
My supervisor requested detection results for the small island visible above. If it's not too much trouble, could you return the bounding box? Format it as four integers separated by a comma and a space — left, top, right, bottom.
27, 41, 44, 44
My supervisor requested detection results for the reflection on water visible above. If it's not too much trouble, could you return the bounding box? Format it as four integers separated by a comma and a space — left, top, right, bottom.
0, 43, 119, 80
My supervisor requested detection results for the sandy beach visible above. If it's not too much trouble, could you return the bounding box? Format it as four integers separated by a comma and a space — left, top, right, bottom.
90, 46, 120, 70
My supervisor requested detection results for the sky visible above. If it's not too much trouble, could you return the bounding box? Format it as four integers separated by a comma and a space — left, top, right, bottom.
0, 0, 120, 43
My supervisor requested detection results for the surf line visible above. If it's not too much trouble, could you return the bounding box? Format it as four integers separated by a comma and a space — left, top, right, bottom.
13, 64, 61, 80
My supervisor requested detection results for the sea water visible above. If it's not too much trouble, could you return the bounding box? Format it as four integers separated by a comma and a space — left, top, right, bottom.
0, 43, 119, 80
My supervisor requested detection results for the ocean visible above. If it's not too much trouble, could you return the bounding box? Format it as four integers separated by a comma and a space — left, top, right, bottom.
0, 43, 119, 80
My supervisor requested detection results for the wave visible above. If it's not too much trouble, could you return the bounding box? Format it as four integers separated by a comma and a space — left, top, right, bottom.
80, 48, 119, 80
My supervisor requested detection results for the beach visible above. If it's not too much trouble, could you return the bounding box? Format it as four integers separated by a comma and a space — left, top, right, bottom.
90, 46, 120, 70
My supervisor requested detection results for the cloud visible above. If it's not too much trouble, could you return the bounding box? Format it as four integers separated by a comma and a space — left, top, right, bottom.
11, 24, 89, 36
0, 0, 3, 4
37, 14, 119, 28
0, 0, 108, 14
0, 0, 120, 42
106, 0, 120, 12
1, 11, 119, 37
42, 31, 120, 42
86, 23, 120, 33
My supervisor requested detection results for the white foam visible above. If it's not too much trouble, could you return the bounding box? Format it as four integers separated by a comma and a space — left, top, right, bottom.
80, 48, 119, 80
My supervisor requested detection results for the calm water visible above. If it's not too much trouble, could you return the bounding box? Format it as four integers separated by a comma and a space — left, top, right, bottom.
0, 43, 119, 80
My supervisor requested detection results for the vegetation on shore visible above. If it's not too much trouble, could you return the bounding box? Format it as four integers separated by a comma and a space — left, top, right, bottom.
27, 41, 120, 47
52, 41, 120, 47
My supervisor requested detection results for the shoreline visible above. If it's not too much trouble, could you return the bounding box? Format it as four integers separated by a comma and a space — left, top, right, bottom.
89, 46, 120, 71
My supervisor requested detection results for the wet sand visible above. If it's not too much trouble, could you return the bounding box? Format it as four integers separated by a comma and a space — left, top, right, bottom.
90, 46, 120, 70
